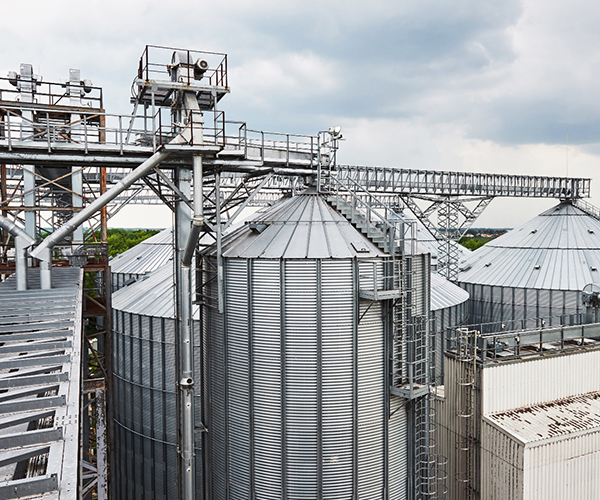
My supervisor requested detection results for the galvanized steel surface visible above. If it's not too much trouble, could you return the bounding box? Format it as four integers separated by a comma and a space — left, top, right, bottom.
0, 267, 83, 500
111, 308, 203, 500
431, 272, 469, 312
458, 201, 600, 291
461, 282, 582, 325
112, 263, 200, 319
205, 255, 407, 499
110, 228, 173, 276
217, 193, 387, 259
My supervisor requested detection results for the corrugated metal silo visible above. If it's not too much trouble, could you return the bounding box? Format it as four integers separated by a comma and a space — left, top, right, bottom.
110, 228, 173, 291
202, 192, 409, 500
430, 272, 469, 384
457, 200, 600, 328
111, 264, 203, 499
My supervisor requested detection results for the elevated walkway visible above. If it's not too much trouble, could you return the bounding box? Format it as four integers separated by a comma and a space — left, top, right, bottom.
0, 268, 82, 499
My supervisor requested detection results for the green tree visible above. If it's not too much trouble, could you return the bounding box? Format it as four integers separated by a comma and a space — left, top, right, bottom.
106, 228, 161, 257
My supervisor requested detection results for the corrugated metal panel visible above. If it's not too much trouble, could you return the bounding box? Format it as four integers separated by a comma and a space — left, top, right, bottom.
112, 309, 203, 500
464, 284, 580, 325
481, 348, 600, 414
524, 429, 600, 500
389, 396, 408, 500
110, 228, 173, 277
111, 263, 200, 320
437, 356, 482, 500
205, 255, 399, 499
216, 193, 387, 259
430, 272, 469, 312
482, 397, 600, 500
484, 391, 600, 444
480, 418, 523, 500
458, 201, 600, 291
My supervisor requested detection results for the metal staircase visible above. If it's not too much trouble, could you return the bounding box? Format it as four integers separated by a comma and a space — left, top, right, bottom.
326, 176, 446, 499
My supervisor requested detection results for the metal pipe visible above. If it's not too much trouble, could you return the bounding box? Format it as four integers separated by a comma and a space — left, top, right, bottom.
182, 155, 204, 267
29, 148, 172, 281
0, 214, 35, 291
179, 263, 195, 500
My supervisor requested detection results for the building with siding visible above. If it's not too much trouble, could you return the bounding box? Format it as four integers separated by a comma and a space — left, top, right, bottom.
436, 326, 600, 500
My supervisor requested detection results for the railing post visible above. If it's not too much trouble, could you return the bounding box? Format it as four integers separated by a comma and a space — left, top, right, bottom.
6, 110, 11, 151
84, 114, 88, 154
119, 116, 123, 155
46, 112, 51, 152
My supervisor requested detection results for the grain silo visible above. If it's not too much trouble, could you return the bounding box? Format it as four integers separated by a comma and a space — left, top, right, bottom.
430, 272, 469, 384
457, 200, 600, 329
110, 189, 449, 499
111, 263, 203, 499
110, 228, 173, 291
201, 191, 413, 500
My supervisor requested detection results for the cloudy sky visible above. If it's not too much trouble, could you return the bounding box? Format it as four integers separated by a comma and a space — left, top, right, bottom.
2, 0, 599, 228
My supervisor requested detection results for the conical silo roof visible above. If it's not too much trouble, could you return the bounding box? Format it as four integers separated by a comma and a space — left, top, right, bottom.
216, 191, 387, 259
110, 227, 173, 276
457, 201, 600, 291
431, 272, 469, 311
112, 263, 201, 319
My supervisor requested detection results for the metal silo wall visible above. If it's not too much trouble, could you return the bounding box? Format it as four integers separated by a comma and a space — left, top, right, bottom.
112, 310, 177, 499
205, 256, 407, 499
462, 283, 582, 329
112, 308, 204, 499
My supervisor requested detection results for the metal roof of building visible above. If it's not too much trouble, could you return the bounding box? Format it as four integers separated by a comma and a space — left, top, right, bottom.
431, 272, 469, 311
217, 192, 387, 259
109, 228, 173, 276
484, 391, 600, 445
0, 267, 82, 499
457, 201, 600, 290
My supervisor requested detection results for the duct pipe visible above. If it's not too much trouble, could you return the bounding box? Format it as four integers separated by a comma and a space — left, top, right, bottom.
0, 215, 35, 290
29, 148, 172, 287
178, 153, 203, 500
178, 262, 195, 499
182, 155, 203, 267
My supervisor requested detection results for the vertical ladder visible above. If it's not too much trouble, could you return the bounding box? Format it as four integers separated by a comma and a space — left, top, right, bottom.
455, 328, 478, 500
326, 174, 447, 499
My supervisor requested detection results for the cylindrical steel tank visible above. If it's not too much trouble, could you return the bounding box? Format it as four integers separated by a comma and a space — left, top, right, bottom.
457, 201, 600, 330
202, 192, 408, 499
111, 264, 203, 499
430, 272, 469, 384
110, 228, 173, 292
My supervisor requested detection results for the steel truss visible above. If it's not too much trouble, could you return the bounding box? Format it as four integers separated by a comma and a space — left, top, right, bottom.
0, 44, 592, 500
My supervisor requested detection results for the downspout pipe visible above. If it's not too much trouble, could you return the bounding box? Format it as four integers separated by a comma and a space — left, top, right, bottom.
29, 147, 172, 288
182, 155, 204, 267
0, 215, 35, 290
179, 153, 203, 500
